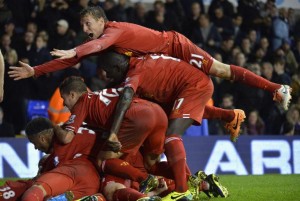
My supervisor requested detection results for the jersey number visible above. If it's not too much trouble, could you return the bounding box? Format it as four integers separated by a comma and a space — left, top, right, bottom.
172, 98, 184, 110
94, 88, 122, 106
190, 54, 204, 69
0, 187, 15, 200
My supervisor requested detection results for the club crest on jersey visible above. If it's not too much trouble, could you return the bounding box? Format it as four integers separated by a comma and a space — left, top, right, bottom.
54, 156, 59, 166
124, 52, 133, 57
66, 115, 76, 124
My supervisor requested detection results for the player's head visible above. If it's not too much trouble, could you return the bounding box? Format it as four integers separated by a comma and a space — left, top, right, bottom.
25, 117, 54, 154
80, 6, 107, 39
59, 76, 88, 110
98, 51, 129, 86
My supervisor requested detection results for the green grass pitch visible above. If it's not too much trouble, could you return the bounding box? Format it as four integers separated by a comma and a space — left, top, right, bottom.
198, 174, 300, 201
1, 174, 300, 201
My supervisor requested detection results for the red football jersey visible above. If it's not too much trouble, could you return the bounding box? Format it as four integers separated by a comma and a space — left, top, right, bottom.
51, 127, 103, 166
125, 54, 209, 103
63, 88, 121, 134
33, 21, 213, 76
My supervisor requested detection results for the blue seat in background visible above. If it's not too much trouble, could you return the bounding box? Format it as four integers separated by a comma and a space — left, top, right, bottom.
184, 119, 209, 136
27, 100, 49, 121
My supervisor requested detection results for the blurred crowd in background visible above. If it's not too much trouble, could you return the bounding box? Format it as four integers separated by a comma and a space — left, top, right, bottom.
0, 0, 300, 137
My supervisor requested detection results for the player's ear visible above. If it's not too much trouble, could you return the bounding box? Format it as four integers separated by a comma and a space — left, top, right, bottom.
70, 91, 76, 98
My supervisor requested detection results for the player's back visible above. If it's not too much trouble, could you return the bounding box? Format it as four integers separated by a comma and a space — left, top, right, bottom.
53, 127, 104, 165
105, 21, 170, 56
65, 88, 132, 134
127, 54, 211, 103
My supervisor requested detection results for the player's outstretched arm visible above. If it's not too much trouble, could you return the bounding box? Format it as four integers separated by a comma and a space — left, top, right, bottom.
107, 87, 134, 152
0, 50, 4, 102
8, 61, 35, 80
50, 48, 77, 60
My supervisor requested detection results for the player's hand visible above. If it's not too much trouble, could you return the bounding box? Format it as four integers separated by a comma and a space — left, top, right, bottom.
50, 48, 76, 59
8, 61, 35, 80
106, 133, 122, 152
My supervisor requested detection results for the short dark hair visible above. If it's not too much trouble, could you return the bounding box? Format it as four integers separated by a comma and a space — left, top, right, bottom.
98, 51, 129, 70
25, 117, 53, 136
80, 6, 108, 22
59, 76, 87, 95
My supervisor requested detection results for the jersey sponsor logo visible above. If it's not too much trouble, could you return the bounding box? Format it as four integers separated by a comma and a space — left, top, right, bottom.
120, 161, 129, 166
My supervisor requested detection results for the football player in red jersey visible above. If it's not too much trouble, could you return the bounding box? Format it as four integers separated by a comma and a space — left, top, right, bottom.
21, 117, 102, 201
9, 6, 291, 111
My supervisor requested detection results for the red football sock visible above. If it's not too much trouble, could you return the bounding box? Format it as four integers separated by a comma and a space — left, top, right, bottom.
185, 164, 191, 176
203, 105, 235, 122
22, 186, 44, 201
102, 158, 148, 183
164, 135, 188, 192
230, 65, 281, 93
113, 188, 145, 201
149, 161, 191, 180
148, 161, 173, 179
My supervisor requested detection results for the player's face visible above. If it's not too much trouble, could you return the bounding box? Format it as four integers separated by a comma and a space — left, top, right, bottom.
102, 66, 125, 85
28, 131, 52, 154
81, 15, 105, 39
61, 92, 79, 110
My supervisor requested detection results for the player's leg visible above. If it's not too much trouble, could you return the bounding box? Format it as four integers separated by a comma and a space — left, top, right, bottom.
141, 101, 168, 171
211, 59, 291, 110
170, 32, 292, 110
203, 105, 246, 142
22, 173, 73, 201
163, 118, 194, 201
136, 101, 169, 194
23, 159, 100, 200
102, 175, 161, 201
100, 154, 154, 190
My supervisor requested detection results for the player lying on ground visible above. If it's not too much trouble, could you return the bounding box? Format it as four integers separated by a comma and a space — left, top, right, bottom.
8, 6, 292, 111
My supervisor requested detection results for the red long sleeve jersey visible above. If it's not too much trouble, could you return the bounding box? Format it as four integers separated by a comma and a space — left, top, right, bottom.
44, 127, 103, 170
125, 54, 209, 103
63, 89, 121, 134
34, 21, 170, 77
